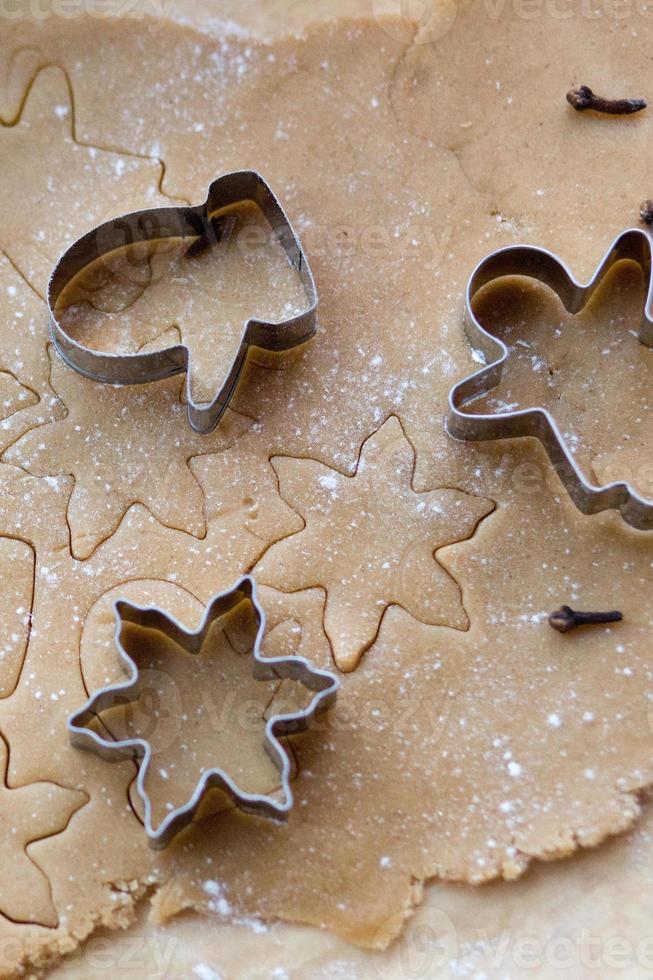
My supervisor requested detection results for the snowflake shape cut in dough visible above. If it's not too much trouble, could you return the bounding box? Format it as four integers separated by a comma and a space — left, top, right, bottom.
0, 64, 175, 294
4, 349, 252, 558
256, 416, 495, 671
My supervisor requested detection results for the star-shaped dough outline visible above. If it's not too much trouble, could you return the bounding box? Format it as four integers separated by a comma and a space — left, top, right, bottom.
256, 416, 494, 671
49, 170, 318, 433
447, 228, 653, 530
68, 575, 339, 849
0, 732, 87, 926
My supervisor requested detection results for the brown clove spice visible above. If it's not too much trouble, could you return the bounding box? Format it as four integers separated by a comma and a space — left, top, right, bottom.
566, 85, 646, 115
549, 605, 623, 633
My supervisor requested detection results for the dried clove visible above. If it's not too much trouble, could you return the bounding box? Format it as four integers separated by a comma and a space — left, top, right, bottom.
548, 605, 623, 633
566, 85, 646, 115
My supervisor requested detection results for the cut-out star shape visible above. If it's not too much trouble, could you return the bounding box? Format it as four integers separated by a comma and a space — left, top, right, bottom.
4, 348, 252, 558
0, 252, 64, 450
0, 64, 176, 294
0, 43, 47, 124
255, 416, 495, 671
0, 733, 86, 926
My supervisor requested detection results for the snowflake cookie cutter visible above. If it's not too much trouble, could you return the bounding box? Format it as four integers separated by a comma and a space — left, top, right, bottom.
68, 575, 340, 849
447, 228, 653, 530
48, 170, 318, 434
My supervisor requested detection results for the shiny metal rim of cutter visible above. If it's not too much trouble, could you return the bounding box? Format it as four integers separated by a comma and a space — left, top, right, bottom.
447, 228, 653, 530
68, 575, 340, 850
48, 170, 318, 435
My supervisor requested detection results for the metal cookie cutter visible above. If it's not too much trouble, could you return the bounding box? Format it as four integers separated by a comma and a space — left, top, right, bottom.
447, 228, 653, 530
68, 575, 340, 849
48, 170, 318, 434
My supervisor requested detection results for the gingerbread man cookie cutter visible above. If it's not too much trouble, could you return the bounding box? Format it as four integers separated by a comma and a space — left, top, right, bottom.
68, 575, 340, 849
48, 170, 318, 434
447, 228, 653, 530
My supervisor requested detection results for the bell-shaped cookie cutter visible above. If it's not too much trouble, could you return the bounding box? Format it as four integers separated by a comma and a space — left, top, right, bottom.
68, 575, 340, 849
447, 228, 653, 530
48, 170, 318, 434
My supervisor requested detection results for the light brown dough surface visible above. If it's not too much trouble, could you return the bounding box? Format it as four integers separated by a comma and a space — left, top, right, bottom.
1, 5, 653, 978
0, 252, 62, 451
4, 351, 252, 559
42, 801, 653, 978
257, 415, 494, 670
0, 64, 177, 296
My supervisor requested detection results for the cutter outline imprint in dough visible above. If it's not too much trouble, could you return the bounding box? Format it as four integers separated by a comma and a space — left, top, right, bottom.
447, 228, 653, 530
68, 575, 340, 849
48, 170, 318, 434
